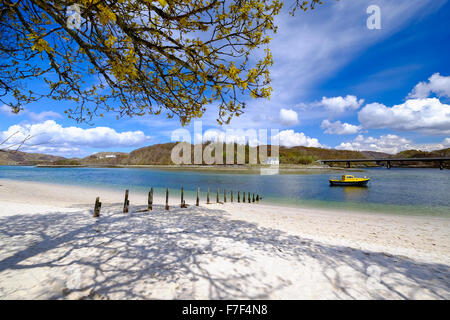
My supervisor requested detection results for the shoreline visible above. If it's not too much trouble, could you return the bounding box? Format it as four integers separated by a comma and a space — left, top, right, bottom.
1, 176, 448, 218
0, 178, 449, 299
8, 163, 368, 173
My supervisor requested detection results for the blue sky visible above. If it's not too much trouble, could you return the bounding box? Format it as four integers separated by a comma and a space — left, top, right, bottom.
1, 0, 450, 157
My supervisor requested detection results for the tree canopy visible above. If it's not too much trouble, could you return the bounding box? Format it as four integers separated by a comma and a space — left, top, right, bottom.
0, 0, 324, 125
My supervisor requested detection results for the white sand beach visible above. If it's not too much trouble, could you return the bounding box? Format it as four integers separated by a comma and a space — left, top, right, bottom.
0, 178, 449, 300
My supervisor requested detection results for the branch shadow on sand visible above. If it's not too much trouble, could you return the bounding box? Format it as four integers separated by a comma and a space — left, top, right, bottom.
0, 203, 449, 300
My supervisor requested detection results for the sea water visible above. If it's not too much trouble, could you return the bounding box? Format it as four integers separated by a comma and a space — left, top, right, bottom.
0, 166, 448, 216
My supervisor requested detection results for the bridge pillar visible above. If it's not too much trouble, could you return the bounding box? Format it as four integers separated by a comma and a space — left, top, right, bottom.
346, 161, 350, 168
387, 161, 391, 169
440, 160, 444, 170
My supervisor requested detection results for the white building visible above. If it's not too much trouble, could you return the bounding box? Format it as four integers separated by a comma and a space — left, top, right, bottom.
264, 157, 279, 165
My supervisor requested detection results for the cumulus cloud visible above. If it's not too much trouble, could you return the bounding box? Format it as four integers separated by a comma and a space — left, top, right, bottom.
195, 0, 443, 130
0, 104, 14, 115
279, 108, 299, 126
321, 120, 361, 135
335, 134, 450, 154
408, 73, 450, 99
358, 98, 450, 135
318, 95, 364, 114
336, 134, 414, 154
0, 104, 62, 121
191, 128, 323, 148
274, 130, 323, 148
27, 111, 62, 122
0, 120, 150, 156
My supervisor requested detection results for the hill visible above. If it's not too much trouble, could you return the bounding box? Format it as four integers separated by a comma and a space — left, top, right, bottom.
2, 144, 448, 167
80, 152, 129, 166
0, 149, 64, 165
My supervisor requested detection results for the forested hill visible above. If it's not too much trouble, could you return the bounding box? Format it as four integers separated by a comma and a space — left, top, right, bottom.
1, 143, 448, 166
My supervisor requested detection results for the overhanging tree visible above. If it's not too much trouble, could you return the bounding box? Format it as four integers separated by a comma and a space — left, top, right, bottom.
0, 0, 323, 125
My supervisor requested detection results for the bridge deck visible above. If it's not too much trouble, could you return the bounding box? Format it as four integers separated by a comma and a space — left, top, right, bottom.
318, 157, 449, 163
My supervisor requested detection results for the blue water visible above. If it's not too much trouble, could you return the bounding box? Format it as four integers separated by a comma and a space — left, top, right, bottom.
0, 166, 449, 216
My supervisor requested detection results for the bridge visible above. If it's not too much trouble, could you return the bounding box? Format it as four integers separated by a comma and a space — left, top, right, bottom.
317, 157, 450, 170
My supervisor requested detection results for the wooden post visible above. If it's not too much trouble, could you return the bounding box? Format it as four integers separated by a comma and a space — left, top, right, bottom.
231, 190, 233, 202
148, 188, 153, 211
165, 188, 169, 210
181, 187, 184, 208
243, 192, 246, 203
123, 189, 129, 213
256, 194, 259, 202
93, 197, 101, 217
196, 187, 200, 206
238, 191, 240, 203
248, 192, 251, 203
224, 189, 227, 203
207, 187, 210, 204
252, 193, 255, 203
216, 188, 219, 203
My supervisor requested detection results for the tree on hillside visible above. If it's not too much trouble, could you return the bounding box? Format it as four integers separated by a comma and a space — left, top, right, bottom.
0, 0, 323, 125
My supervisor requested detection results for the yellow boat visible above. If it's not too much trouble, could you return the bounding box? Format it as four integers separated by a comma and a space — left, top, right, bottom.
329, 175, 370, 186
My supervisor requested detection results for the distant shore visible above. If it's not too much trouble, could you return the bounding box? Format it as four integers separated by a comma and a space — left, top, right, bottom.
33, 164, 365, 174
0, 178, 448, 299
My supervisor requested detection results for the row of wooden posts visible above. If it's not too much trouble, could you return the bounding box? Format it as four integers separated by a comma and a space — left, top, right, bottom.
93, 188, 261, 217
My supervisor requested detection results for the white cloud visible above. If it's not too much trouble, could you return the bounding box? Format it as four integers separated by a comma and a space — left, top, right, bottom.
358, 98, 450, 135
27, 111, 62, 122
318, 95, 364, 114
274, 130, 323, 148
336, 134, 414, 154
414, 138, 450, 152
0, 104, 14, 115
198, 0, 444, 130
0, 104, 62, 121
321, 119, 361, 135
335, 134, 450, 154
192, 128, 323, 148
408, 73, 450, 99
279, 108, 299, 126
0, 120, 150, 156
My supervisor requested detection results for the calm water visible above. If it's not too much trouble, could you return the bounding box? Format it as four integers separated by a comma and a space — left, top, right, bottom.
0, 166, 449, 216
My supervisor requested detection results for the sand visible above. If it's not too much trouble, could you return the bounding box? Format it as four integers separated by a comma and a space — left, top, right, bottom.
0, 178, 449, 299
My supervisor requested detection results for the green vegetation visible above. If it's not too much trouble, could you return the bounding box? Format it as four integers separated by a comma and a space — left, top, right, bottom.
2, 143, 448, 168
0, 149, 64, 165
51, 159, 81, 166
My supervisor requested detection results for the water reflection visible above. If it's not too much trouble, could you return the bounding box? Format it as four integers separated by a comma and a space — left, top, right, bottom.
338, 186, 369, 201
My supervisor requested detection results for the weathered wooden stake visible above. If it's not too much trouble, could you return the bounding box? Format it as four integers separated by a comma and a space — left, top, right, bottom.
123, 190, 129, 213
238, 191, 240, 203
224, 189, 227, 203
165, 188, 169, 210
252, 193, 255, 203
243, 192, 246, 203
148, 188, 153, 211
216, 188, 219, 203
256, 194, 259, 202
196, 187, 200, 206
207, 187, 211, 204
248, 192, 251, 203
181, 187, 184, 208
231, 190, 233, 202
93, 197, 102, 217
